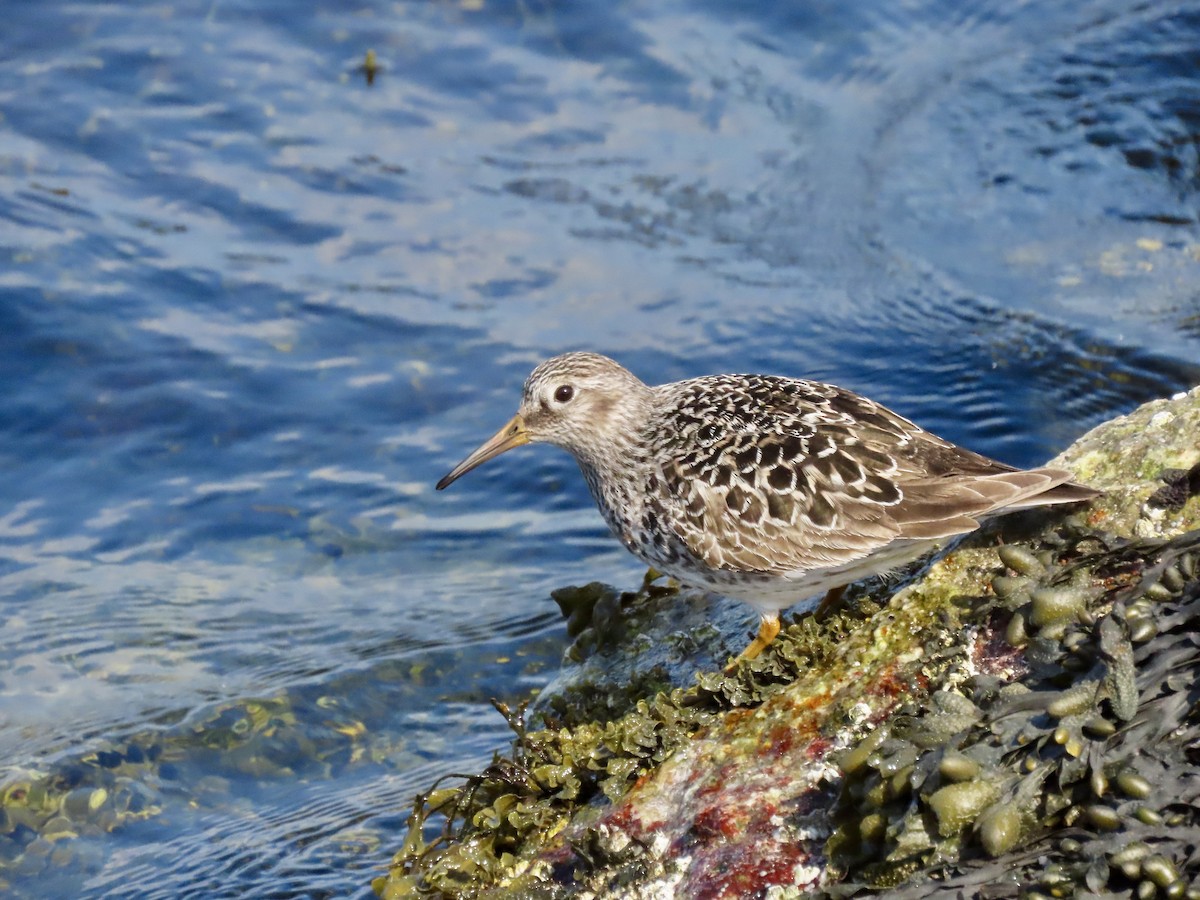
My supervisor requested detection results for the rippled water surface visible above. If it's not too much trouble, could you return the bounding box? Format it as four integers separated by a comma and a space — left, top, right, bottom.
2, 1, 1199, 896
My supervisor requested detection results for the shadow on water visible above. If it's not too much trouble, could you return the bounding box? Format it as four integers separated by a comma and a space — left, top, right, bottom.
0, 0, 1198, 896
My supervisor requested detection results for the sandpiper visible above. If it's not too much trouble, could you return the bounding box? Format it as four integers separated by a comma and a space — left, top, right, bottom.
436, 352, 1097, 668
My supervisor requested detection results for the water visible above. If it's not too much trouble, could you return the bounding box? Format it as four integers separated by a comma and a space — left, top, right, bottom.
0, 0, 1197, 895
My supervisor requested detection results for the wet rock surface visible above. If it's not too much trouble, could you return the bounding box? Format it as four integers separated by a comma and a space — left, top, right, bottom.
380, 385, 1200, 899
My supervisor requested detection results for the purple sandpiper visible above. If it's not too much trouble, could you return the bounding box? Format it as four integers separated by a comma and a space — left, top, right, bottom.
437, 352, 1098, 668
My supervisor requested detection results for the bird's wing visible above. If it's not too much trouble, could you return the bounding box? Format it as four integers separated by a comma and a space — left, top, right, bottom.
651, 375, 1086, 577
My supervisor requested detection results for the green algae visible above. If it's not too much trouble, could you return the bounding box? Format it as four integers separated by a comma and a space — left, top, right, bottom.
0, 629, 553, 887
378, 675, 733, 897
0, 696, 308, 883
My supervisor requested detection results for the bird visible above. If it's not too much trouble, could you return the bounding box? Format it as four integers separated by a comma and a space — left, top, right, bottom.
436, 352, 1098, 669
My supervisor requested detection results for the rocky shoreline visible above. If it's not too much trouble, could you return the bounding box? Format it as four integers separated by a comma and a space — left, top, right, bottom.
379, 385, 1200, 899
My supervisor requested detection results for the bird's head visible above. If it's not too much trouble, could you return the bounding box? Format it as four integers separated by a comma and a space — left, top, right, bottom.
436, 352, 652, 489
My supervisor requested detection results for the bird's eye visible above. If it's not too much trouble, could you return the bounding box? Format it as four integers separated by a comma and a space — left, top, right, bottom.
554, 384, 575, 404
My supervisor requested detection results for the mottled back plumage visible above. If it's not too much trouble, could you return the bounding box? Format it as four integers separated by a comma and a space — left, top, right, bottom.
437, 352, 1098, 660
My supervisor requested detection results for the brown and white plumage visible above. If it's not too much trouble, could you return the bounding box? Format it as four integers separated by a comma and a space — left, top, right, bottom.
437, 352, 1097, 665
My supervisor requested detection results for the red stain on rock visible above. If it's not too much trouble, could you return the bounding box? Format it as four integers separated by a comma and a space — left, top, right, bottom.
691, 802, 740, 841
525, 625, 942, 897
682, 797, 822, 900
763, 721, 797, 758
805, 734, 834, 761
869, 662, 926, 700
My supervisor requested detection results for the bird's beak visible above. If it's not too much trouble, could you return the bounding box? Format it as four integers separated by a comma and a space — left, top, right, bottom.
436, 414, 530, 490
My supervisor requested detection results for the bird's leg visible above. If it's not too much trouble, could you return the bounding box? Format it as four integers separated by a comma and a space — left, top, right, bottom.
811, 585, 849, 619
814, 585, 847, 621
724, 612, 780, 673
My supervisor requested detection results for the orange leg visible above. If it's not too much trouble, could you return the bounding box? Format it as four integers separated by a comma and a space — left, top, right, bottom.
725, 612, 780, 673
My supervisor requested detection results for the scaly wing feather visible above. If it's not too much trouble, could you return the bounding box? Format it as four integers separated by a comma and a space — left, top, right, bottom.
651, 375, 1093, 578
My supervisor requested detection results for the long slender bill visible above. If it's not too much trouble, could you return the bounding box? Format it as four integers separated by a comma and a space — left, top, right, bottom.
436, 414, 529, 490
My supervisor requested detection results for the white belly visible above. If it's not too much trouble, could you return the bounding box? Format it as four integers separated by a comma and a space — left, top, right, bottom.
656, 537, 941, 615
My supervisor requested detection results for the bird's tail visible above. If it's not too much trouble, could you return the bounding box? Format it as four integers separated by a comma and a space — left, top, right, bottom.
1000, 467, 1100, 510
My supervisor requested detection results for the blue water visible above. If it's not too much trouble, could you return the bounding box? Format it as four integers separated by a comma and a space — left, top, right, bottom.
1, 0, 1198, 896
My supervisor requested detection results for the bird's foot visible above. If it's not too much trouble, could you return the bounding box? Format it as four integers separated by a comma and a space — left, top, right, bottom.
723, 612, 780, 674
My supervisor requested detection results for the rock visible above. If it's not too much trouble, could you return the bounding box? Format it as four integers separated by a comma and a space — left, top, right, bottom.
380, 386, 1200, 899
